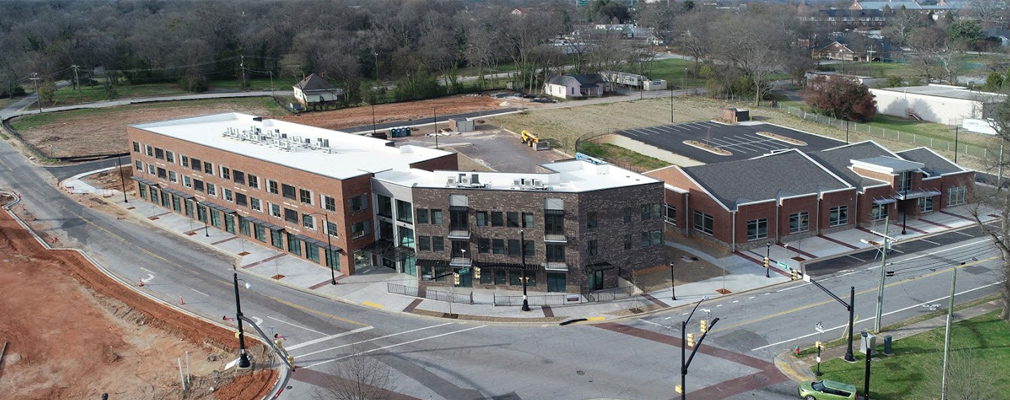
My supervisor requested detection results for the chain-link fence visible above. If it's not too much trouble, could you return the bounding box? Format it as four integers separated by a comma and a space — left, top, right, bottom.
780, 106, 992, 159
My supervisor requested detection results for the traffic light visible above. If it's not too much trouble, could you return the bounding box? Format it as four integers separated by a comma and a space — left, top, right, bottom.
453, 272, 460, 286
763, 257, 769, 269
791, 269, 799, 280
687, 333, 695, 347
474, 267, 481, 280
675, 385, 683, 394
700, 319, 708, 334
815, 340, 823, 350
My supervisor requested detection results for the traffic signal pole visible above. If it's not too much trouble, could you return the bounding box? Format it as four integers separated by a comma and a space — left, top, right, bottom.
808, 276, 857, 362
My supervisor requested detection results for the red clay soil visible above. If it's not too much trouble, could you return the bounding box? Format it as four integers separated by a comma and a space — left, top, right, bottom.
212, 369, 277, 400
0, 200, 277, 399
277, 95, 517, 130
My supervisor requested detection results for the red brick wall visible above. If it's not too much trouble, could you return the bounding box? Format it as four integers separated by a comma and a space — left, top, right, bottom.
735, 201, 776, 249
411, 153, 459, 172
818, 189, 858, 234
858, 185, 896, 226
852, 166, 894, 185
778, 195, 819, 241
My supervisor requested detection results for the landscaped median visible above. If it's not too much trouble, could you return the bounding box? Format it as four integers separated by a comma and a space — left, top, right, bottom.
800, 306, 1009, 400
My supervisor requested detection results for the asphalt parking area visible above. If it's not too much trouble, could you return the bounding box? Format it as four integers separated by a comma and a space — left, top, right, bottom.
615, 121, 845, 164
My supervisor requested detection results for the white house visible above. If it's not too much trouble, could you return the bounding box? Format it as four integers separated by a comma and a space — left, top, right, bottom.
870, 84, 1006, 126
543, 74, 604, 99
293, 74, 344, 107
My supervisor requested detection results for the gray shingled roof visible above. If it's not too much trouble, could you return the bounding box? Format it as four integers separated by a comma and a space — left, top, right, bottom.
896, 148, 965, 177
682, 150, 850, 210
546, 74, 602, 87
295, 73, 336, 91
807, 141, 894, 189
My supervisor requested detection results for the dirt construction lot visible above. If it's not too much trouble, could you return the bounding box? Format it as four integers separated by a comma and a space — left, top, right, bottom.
276, 95, 516, 130
0, 199, 276, 399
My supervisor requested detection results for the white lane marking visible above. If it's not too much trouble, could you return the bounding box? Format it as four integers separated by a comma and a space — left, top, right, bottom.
847, 255, 866, 262
716, 304, 723, 307
750, 281, 1003, 352
749, 296, 755, 300
921, 239, 941, 246
642, 320, 671, 329
955, 231, 974, 237
190, 288, 210, 296
732, 300, 739, 303
141, 274, 155, 283
303, 325, 487, 370
899, 239, 987, 262
776, 283, 811, 293
292, 323, 451, 355
287, 325, 377, 351
267, 316, 328, 336
252, 316, 263, 326
140, 267, 154, 273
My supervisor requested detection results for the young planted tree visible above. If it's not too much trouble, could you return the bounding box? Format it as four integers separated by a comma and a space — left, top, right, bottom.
312, 353, 399, 400
801, 76, 877, 122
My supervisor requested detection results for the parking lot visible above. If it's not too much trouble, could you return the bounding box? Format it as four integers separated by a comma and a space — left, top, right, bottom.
615, 121, 845, 164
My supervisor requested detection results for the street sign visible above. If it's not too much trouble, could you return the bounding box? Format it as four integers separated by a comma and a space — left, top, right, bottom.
776, 261, 789, 269
815, 322, 825, 333
459, 268, 470, 274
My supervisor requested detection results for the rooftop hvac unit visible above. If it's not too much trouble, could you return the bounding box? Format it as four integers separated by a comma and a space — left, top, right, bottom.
513, 179, 521, 187
459, 176, 469, 186
281, 132, 288, 139
446, 177, 456, 187
532, 179, 542, 188
319, 138, 330, 148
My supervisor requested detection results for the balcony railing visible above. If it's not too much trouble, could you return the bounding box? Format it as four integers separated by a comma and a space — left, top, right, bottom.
447, 229, 471, 240
544, 261, 568, 271
544, 234, 567, 243
449, 256, 472, 267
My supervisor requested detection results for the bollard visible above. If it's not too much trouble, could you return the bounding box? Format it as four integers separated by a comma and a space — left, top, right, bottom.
883, 335, 893, 355
179, 295, 184, 305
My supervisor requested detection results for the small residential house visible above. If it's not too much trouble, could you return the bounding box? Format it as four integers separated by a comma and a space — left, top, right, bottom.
293, 74, 344, 108
985, 28, 1010, 47
544, 74, 605, 99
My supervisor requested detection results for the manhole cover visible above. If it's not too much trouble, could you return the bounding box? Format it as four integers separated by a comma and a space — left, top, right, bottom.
576, 370, 585, 376
271, 274, 285, 280
715, 288, 732, 294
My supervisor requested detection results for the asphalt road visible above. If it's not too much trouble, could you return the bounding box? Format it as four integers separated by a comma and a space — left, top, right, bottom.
342, 108, 522, 134
1, 92, 1003, 400
615, 121, 846, 164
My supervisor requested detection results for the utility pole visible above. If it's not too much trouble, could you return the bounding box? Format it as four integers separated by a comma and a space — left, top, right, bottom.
71, 64, 82, 103
239, 55, 246, 92
117, 156, 128, 204
874, 218, 892, 333
940, 267, 956, 400
521, 230, 530, 312
433, 107, 439, 149
953, 126, 959, 163
30, 73, 42, 112
670, 88, 675, 123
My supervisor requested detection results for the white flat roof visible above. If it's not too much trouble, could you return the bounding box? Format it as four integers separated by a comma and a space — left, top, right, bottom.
374, 160, 660, 192
873, 84, 1006, 102
132, 113, 453, 180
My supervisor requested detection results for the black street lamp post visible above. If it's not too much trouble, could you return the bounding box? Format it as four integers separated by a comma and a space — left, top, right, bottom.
204, 207, 209, 237
232, 271, 251, 368
520, 230, 530, 312
765, 242, 771, 278
680, 296, 717, 399
117, 156, 128, 204
670, 262, 676, 301
433, 107, 439, 149
372, 52, 379, 137
901, 185, 908, 235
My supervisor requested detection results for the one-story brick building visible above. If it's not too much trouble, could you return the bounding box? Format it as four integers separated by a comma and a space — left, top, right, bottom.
646, 141, 974, 251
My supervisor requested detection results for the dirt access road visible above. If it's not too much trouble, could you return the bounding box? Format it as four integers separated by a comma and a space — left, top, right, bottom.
0, 198, 276, 399
277, 94, 520, 130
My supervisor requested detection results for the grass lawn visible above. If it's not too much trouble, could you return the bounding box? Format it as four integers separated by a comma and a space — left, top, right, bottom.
209, 77, 300, 92
0, 97, 17, 109
644, 58, 707, 89
48, 81, 187, 106
580, 142, 669, 171
814, 310, 1010, 400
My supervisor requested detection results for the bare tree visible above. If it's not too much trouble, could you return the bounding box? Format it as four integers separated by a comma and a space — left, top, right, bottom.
312, 353, 399, 400
709, 10, 789, 105
907, 26, 950, 84
972, 99, 1010, 321
883, 7, 930, 47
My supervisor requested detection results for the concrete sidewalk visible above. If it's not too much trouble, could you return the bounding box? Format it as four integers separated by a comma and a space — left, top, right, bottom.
67, 172, 997, 324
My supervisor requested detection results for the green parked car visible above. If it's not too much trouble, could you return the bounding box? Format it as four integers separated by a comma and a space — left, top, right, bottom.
798, 380, 857, 400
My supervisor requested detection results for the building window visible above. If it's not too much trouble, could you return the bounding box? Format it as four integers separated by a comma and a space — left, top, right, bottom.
154, 148, 164, 160
305, 241, 320, 263
587, 240, 598, 256
303, 214, 315, 229
284, 208, 299, 224
693, 211, 714, 235
148, 164, 155, 175
221, 166, 231, 180
233, 170, 245, 185
183, 175, 192, 188
251, 197, 262, 212
522, 212, 534, 228
270, 230, 284, 249
247, 173, 258, 189
641, 231, 650, 247
652, 230, 662, 245
135, 160, 142, 171
418, 236, 431, 251
145, 145, 153, 156
299, 188, 312, 205
398, 226, 414, 248
377, 195, 392, 218
351, 220, 371, 238
396, 200, 413, 223
546, 244, 565, 261
282, 183, 296, 200
920, 197, 934, 213
168, 171, 177, 183
829, 206, 848, 226
268, 180, 279, 194
790, 212, 810, 233
416, 208, 429, 224
478, 238, 490, 253
430, 209, 443, 224
324, 196, 336, 212
665, 205, 676, 225
545, 213, 564, 234
254, 224, 266, 242
349, 194, 368, 212
431, 236, 444, 252
524, 240, 535, 256
491, 211, 504, 227
652, 204, 662, 219
181, 155, 189, 168
203, 162, 214, 176
132, 141, 140, 152
287, 234, 302, 256
475, 211, 487, 226
223, 188, 233, 202
190, 158, 201, 171
156, 167, 167, 179
624, 207, 632, 223
507, 212, 520, 228
949, 186, 967, 206
492, 239, 505, 254
326, 221, 338, 238
747, 219, 768, 240
270, 203, 281, 218
899, 171, 913, 192
624, 234, 633, 249
870, 204, 888, 221
206, 183, 216, 196
641, 204, 651, 220
165, 151, 174, 163
586, 212, 597, 228
193, 179, 204, 192
507, 239, 520, 255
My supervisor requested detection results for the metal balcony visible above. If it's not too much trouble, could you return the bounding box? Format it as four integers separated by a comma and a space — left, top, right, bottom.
447, 229, 471, 240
